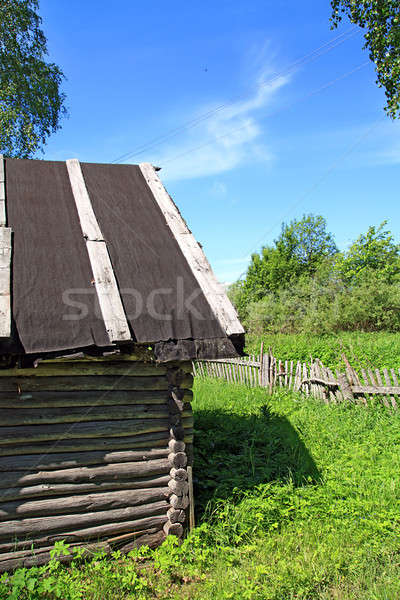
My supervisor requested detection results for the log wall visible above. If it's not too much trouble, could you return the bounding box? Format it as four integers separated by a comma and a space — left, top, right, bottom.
0, 355, 194, 572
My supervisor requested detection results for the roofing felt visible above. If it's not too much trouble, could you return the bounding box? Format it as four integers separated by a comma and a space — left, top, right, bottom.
1, 158, 243, 359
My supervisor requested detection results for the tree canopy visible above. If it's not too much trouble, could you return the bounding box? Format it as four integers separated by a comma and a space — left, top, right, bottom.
0, 0, 67, 157
229, 214, 337, 318
229, 216, 400, 334
331, 0, 400, 119
335, 221, 400, 284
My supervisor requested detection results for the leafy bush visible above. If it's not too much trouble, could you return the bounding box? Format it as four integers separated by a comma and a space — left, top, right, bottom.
230, 217, 400, 335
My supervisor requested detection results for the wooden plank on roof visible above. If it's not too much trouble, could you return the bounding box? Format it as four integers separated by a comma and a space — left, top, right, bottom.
66, 159, 131, 343
138, 163, 244, 337
0, 227, 12, 339
66, 159, 103, 241
0, 156, 6, 227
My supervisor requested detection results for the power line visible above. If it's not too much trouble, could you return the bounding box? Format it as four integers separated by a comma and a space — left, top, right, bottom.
241, 115, 384, 263
111, 27, 359, 164
161, 61, 369, 166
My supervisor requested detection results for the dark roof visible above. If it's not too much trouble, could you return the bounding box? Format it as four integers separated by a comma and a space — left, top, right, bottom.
0, 158, 244, 361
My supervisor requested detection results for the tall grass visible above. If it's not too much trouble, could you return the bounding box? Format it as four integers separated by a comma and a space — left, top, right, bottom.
1, 378, 400, 599
246, 331, 400, 371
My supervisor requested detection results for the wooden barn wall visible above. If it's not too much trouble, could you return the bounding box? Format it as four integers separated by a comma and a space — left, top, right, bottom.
0, 357, 193, 572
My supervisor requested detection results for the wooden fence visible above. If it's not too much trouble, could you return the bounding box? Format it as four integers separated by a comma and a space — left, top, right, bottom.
193, 347, 400, 409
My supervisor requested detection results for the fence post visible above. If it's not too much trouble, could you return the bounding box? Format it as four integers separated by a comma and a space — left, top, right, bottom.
259, 342, 264, 386
337, 372, 354, 402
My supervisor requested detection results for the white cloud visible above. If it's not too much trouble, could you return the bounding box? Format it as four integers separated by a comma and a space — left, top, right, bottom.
145, 71, 289, 181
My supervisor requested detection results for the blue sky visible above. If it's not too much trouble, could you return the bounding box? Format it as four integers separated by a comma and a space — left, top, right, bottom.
40, 0, 400, 283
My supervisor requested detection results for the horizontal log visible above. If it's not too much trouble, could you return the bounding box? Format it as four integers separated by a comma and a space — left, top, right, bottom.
0, 541, 111, 573
0, 487, 170, 521
0, 416, 193, 446
0, 474, 171, 503
0, 374, 194, 393
0, 429, 193, 457
0, 390, 181, 409
0, 514, 167, 553
352, 385, 400, 395
0, 458, 171, 490
119, 529, 165, 553
0, 362, 167, 377
0, 448, 169, 472
0, 419, 169, 445
0, 500, 169, 541
42, 351, 154, 364
0, 528, 165, 573
0, 539, 111, 564
0, 404, 174, 427
0, 375, 175, 392
0, 431, 170, 456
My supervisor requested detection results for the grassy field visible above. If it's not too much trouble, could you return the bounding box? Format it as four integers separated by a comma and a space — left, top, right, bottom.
1, 378, 400, 599
246, 331, 400, 371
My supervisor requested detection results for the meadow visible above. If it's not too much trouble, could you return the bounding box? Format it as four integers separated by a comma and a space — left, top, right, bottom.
1, 377, 399, 600
246, 331, 400, 371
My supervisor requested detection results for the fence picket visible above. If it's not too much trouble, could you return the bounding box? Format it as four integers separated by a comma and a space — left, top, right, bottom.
383, 368, 397, 409
374, 369, 390, 408
193, 352, 399, 410
390, 369, 400, 408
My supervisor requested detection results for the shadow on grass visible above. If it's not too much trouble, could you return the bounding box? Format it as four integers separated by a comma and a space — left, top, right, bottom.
193, 403, 320, 516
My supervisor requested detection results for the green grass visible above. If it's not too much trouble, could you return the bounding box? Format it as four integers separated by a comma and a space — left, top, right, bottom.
1, 378, 400, 599
246, 331, 400, 371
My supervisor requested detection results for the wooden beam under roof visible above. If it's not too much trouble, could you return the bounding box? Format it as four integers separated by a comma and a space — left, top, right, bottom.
139, 163, 244, 337
0, 155, 12, 339
0, 155, 6, 227
66, 159, 131, 344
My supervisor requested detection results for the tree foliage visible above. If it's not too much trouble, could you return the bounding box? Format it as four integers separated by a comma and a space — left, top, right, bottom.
335, 220, 400, 284
0, 0, 67, 157
230, 216, 400, 334
230, 215, 337, 318
331, 0, 400, 119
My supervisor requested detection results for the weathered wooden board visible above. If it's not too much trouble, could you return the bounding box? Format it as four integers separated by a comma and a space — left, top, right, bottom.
0, 448, 170, 472
0, 528, 166, 572
351, 385, 400, 395
0, 374, 193, 392
0, 458, 171, 489
0, 404, 175, 426
0, 474, 171, 503
139, 163, 244, 337
0, 487, 170, 521
0, 514, 168, 553
0, 415, 192, 445
66, 158, 131, 343
0, 389, 173, 408
0, 362, 167, 377
0, 375, 169, 392
0, 504, 169, 543
0, 418, 169, 445
0, 429, 193, 457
